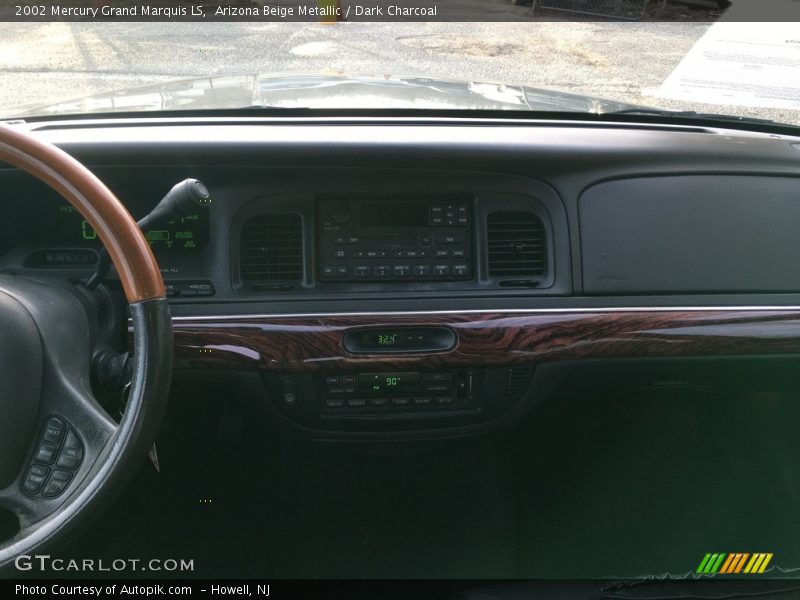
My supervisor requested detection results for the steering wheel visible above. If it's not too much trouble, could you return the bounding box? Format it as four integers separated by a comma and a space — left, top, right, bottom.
0, 124, 173, 570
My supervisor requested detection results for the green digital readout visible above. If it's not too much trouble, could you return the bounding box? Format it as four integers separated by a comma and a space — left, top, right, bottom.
359, 372, 420, 393
81, 220, 97, 241
371, 375, 403, 391
377, 334, 399, 346
46, 201, 209, 252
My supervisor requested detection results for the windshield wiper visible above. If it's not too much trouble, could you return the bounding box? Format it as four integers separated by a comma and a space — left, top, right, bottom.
606, 108, 780, 126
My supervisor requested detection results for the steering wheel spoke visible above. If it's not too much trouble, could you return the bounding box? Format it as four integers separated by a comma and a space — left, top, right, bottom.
0, 276, 116, 529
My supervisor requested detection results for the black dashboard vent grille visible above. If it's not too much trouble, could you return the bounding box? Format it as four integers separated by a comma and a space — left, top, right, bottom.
487, 211, 546, 277
240, 214, 303, 282
505, 366, 533, 398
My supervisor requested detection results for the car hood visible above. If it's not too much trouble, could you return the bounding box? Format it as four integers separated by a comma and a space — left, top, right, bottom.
15, 73, 647, 117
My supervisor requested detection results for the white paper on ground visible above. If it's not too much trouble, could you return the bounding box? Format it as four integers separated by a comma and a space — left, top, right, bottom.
653, 21, 800, 111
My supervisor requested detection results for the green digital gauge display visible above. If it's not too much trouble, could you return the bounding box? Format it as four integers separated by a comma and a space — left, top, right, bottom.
377, 334, 399, 346
52, 202, 209, 252
359, 372, 421, 393
0, 177, 211, 258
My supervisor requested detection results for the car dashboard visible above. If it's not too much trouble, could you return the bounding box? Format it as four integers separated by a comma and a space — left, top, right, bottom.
3, 115, 800, 441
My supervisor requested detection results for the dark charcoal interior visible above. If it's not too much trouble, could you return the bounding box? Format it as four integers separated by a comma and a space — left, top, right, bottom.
64, 359, 800, 578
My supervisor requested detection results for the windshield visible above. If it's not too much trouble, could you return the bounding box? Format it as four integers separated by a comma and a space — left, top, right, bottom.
2, 5, 800, 126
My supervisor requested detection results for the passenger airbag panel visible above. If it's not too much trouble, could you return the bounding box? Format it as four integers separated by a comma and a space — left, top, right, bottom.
580, 175, 800, 294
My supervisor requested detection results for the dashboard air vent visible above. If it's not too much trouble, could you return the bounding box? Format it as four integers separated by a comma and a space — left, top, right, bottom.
504, 366, 533, 398
487, 211, 546, 277
240, 214, 303, 283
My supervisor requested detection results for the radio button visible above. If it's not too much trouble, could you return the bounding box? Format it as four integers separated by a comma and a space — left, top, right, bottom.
322, 265, 336, 277
353, 265, 371, 277
373, 266, 391, 277
335, 236, 360, 245
433, 265, 450, 277
335, 265, 349, 276
334, 249, 348, 259
420, 233, 433, 246
437, 234, 463, 244
393, 265, 411, 277
452, 248, 466, 258
435, 249, 450, 258
395, 249, 430, 258
431, 216, 444, 226
412, 265, 430, 277
425, 383, 454, 393
453, 264, 470, 277
333, 207, 351, 224
423, 373, 453, 382
354, 250, 388, 259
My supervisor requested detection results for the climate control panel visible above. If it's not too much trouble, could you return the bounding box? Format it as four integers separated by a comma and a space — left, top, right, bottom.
322, 370, 474, 413
262, 366, 531, 435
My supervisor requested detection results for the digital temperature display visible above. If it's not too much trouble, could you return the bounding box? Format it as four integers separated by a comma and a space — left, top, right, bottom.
359, 372, 421, 393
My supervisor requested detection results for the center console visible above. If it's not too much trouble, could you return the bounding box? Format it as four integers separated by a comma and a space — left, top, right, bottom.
221, 170, 568, 436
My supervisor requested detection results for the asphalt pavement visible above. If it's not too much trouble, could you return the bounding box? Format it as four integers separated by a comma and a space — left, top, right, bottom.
0, 17, 796, 125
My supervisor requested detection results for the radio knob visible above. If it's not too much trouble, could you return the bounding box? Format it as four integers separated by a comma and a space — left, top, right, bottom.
333, 207, 351, 225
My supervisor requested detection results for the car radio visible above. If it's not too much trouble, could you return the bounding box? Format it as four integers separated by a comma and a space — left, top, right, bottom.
317, 196, 473, 282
